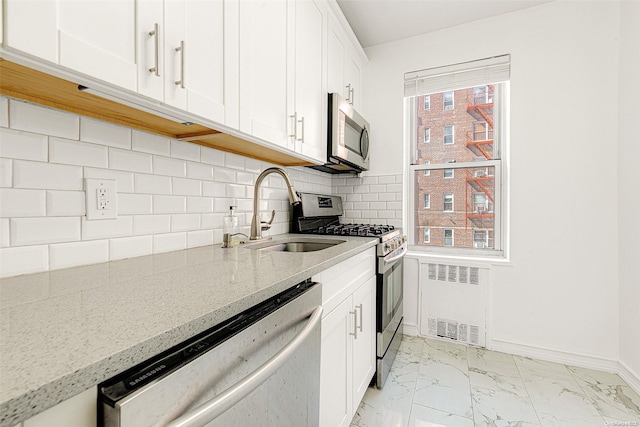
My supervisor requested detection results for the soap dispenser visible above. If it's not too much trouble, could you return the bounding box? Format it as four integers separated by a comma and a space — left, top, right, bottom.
222, 206, 238, 248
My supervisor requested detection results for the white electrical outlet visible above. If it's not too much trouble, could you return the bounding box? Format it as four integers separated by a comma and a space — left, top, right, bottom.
85, 178, 117, 220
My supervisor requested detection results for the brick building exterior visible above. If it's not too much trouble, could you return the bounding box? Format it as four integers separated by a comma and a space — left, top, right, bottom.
414, 86, 495, 249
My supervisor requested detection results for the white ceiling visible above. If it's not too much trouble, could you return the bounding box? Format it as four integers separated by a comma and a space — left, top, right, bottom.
336, 0, 550, 48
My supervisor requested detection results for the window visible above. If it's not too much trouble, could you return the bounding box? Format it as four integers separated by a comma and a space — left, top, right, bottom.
424, 228, 430, 243
443, 91, 454, 110
444, 229, 454, 246
405, 54, 510, 256
443, 193, 453, 211
423, 127, 430, 143
443, 125, 454, 145
424, 95, 430, 110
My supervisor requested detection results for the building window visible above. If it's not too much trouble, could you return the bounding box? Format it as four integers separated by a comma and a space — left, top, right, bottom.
424, 95, 430, 110
443, 193, 453, 212
424, 193, 430, 209
443, 91, 454, 110
424, 228, 430, 243
443, 125, 454, 145
405, 54, 509, 256
444, 229, 454, 246
424, 127, 430, 143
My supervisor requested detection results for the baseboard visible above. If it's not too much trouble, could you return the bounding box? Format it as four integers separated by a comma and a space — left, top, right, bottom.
618, 360, 640, 395
488, 338, 620, 374
402, 323, 418, 337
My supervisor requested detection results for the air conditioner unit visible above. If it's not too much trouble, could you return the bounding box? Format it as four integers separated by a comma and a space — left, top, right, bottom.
474, 170, 487, 178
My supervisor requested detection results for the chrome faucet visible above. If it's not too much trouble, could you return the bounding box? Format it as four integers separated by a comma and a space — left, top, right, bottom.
250, 167, 301, 241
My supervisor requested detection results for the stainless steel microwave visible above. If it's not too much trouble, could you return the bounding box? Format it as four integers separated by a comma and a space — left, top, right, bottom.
311, 93, 370, 174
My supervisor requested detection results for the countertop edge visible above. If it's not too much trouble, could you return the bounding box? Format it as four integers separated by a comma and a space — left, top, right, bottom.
0, 237, 378, 427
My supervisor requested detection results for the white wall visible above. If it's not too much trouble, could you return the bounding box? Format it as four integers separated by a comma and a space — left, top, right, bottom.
363, 1, 624, 365
0, 96, 332, 278
617, 1, 640, 384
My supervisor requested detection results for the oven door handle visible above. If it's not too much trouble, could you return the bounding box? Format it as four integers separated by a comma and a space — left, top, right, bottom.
383, 244, 408, 265
166, 305, 323, 427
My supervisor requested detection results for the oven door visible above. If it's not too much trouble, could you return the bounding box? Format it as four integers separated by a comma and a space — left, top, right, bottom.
376, 244, 406, 357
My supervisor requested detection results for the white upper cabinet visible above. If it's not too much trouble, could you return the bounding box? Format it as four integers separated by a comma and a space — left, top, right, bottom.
327, 13, 363, 109
238, 0, 291, 150
291, 0, 327, 162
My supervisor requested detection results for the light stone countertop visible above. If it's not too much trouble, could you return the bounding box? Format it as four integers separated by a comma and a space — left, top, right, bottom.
0, 233, 378, 427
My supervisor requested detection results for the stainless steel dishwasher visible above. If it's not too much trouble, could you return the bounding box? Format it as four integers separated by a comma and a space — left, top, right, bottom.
99, 280, 322, 427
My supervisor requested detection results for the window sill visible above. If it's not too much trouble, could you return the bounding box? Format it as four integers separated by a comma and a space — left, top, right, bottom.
406, 246, 512, 267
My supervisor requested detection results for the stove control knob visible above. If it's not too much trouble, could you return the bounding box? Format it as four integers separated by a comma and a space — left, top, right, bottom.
384, 243, 390, 252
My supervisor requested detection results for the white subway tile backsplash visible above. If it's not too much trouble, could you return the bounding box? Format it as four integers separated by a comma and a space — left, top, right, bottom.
46, 190, 85, 216
213, 198, 235, 213
362, 193, 378, 202
170, 140, 200, 162
200, 146, 224, 166
370, 202, 386, 210
236, 171, 255, 186
0, 97, 8, 127
202, 181, 226, 197
346, 193, 362, 202
387, 183, 402, 193
187, 230, 214, 248
378, 175, 396, 184
80, 117, 131, 149
369, 184, 386, 193
173, 178, 201, 196
153, 232, 186, 253
0, 219, 9, 248
14, 160, 83, 190
353, 202, 369, 210
201, 213, 224, 229
134, 174, 172, 195
10, 217, 80, 246
153, 156, 186, 177
0, 245, 49, 277
133, 214, 171, 235
186, 162, 213, 181
0, 189, 46, 217
132, 130, 170, 156
244, 158, 261, 173
9, 99, 79, 139
379, 192, 396, 202
49, 240, 109, 271
117, 193, 153, 215
153, 195, 186, 214
81, 216, 133, 240
109, 148, 152, 173
50, 137, 108, 168
109, 236, 153, 261
186, 196, 213, 213
171, 214, 201, 232
387, 201, 402, 210
214, 167, 235, 183
0, 159, 11, 187
84, 167, 134, 193
0, 128, 48, 161
227, 184, 246, 199
224, 153, 245, 170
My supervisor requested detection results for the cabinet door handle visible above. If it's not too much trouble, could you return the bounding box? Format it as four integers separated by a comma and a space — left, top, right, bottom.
297, 116, 305, 143
349, 310, 358, 339
148, 23, 160, 76
175, 41, 185, 88
346, 83, 352, 104
356, 303, 363, 333
350, 86, 355, 106
289, 112, 298, 139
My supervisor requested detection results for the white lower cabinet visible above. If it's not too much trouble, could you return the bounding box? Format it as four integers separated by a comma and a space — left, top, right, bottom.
315, 247, 376, 427
20, 387, 96, 427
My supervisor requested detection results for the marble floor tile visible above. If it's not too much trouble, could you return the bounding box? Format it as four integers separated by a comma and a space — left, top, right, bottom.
408, 403, 474, 427
352, 336, 640, 427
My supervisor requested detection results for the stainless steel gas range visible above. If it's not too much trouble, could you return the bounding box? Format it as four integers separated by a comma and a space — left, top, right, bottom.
292, 192, 407, 388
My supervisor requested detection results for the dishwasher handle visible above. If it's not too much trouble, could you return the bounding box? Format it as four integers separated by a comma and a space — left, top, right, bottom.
166, 305, 323, 427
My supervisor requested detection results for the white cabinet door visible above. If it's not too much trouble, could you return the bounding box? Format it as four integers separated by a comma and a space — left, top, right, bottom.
3, 0, 57, 63
327, 18, 346, 98
23, 388, 97, 427
238, 0, 291, 149
57, 0, 137, 91
351, 275, 376, 406
292, 0, 326, 163
320, 296, 353, 427
344, 54, 361, 108
137, 0, 164, 101
184, 0, 226, 123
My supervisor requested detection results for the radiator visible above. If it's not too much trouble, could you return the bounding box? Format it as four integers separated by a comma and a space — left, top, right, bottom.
419, 262, 489, 347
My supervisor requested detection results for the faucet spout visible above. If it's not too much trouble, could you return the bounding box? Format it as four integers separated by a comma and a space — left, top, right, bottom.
250, 167, 300, 241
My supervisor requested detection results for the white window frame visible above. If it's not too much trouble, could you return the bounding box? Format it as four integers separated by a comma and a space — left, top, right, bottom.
443, 193, 454, 212
424, 228, 430, 243
424, 160, 430, 176
424, 193, 430, 209
424, 95, 430, 110
405, 76, 509, 259
473, 230, 489, 248
443, 229, 454, 246
424, 127, 430, 143
443, 125, 454, 145
443, 159, 454, 179
443, 91, 454, 110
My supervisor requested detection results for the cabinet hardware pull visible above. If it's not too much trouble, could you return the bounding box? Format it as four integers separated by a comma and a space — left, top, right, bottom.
148, 23, 160, 76
346, 83, 352, 104
349, 310, 358, 339
349, 86, 355, 106
175, 41, 185, 88
297, 116, 305, 143
289, 113, 298, 139
166, 306, 323, 427
356, 304, 363, 332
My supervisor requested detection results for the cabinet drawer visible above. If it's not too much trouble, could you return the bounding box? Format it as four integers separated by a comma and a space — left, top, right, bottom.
313, 247, 375, 315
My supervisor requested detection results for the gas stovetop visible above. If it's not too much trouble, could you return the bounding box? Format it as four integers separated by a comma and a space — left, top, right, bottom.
306, 223, 397, 238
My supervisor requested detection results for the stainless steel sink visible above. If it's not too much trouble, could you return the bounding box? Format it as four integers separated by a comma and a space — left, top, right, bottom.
245, 238, 346, 253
